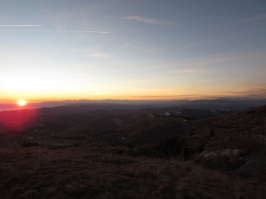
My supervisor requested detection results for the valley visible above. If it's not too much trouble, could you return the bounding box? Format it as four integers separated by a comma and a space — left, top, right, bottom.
0, 103, 266, 198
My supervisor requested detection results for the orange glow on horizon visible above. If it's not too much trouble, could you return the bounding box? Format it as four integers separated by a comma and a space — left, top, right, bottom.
1, 87, 265, 105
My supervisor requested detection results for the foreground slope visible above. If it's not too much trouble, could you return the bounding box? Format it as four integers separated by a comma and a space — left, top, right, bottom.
0, 142, 266, 199
179, 105, 266, 180
197, 104, 266, 142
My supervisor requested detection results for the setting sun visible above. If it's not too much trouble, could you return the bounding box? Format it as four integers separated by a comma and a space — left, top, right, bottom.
17, 99, 27, 106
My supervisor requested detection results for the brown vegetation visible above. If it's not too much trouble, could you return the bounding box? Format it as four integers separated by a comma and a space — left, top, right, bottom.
1, 104, 266, 198
0, 141, 266, 199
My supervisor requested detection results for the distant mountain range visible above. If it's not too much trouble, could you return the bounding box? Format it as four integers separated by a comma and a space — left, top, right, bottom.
1, 97, 266, 112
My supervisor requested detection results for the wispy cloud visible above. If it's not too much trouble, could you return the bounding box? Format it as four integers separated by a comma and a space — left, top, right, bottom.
0, 24, 109, 34
216, 14, 266, 28
228, 88, 266, 98
0, 25, 42, 27
171, 69, 201, 74
178, 45, 195, 50
240, 14, 266, 23
124, 16, 172, 25
57, 30, 109, 34
173, 54, 242, 68
126, 95, 178, 99
90, 52, 110, 58
92, 92, 111, 95
0, 29, 109, 34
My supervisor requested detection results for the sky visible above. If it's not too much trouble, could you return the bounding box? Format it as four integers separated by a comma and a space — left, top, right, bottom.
0, 0, 266, 103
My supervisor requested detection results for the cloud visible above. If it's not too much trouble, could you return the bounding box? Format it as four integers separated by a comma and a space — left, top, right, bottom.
0, 29, 109, 34
127, 95, 177, 99
240, 14, 266, 23
58, 30, 109, 34
90, 52, 110, 58
0, 25, 109, 34
173, 53, 243, 68
0, 25, 42, 27
216, 14, 266, 28
178, 45, 195, 50
92, 92, 111, 95
227, 88, 266, 98
124, 16, 172, 25
171, 69, 201, 74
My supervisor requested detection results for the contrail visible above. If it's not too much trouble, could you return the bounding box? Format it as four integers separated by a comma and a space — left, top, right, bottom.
59, 30, 109, 34
0, 25, 109, 33
0, 29, 110, 34
0, 25, 42, 27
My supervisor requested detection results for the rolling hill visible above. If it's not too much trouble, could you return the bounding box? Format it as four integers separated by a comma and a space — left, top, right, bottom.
1, 104, 266, 198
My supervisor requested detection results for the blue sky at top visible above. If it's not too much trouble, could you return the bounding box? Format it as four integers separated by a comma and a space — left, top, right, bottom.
0, 0, 266, 102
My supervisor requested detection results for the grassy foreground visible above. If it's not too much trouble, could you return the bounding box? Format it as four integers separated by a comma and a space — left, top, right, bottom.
0, 142, 265, 199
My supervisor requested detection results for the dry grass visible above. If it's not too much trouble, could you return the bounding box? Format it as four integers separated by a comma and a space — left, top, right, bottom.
0, 142, 266, 199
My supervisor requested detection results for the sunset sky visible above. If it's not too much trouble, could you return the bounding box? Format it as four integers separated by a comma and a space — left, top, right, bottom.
0, 0, 266, 103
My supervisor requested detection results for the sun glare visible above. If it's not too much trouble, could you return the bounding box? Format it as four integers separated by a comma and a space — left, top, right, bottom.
17, 99, 27, 106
